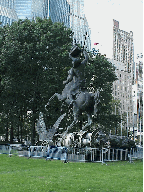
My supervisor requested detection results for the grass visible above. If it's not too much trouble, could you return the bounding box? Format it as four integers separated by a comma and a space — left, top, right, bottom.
0, 154, 143, 192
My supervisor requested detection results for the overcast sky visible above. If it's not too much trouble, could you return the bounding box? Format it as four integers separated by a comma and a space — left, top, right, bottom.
84, 0, 143, 61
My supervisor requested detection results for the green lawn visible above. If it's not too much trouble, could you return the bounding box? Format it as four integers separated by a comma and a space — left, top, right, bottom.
0, 154, 143, 192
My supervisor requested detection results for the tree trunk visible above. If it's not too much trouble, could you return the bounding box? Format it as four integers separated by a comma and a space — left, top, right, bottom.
20, 122, 22, 142
31, 109, 36, 146
115, 127, 117, 135
10, 123, 13, 144
17, 119, 20, 142
5, 121, 9, 142
20, 111, 24, 143
31, 118, 36, 146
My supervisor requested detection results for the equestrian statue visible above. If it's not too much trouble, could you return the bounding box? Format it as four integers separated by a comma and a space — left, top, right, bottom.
45, 45, 100, 137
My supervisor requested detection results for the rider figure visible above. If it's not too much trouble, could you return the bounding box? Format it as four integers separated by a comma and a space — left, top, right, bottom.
63, 48, 88, 105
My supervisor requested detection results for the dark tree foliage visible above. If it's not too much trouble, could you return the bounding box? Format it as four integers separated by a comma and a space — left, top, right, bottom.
0, 17, 121, 144
84, 53, 121, 134
0, 18, 73, 144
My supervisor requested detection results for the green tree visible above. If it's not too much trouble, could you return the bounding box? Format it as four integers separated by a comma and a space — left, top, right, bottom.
0, 18, 73, 144
0, 18, 121, 144
84, 53, 121, 134
52, 51, 121, 137
46, 50, 121, 138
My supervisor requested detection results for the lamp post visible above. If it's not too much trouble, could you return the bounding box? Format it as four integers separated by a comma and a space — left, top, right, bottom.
133, 113, 137, 141
121, 112, 122, 138
140, 116, 142, 146
127, 111, 129, 137
115, 105, 117, 135
139, 99, 142, 146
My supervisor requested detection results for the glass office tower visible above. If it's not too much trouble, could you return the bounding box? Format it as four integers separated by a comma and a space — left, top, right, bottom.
49, 0, 70, 28
0, 0, 18, 26
14, 0, 48, 20
0, 0, 48, 26
32, 0, 48, 19
0, 0, 91, 50
49, 0, 91, 51
14, 0, 32, 20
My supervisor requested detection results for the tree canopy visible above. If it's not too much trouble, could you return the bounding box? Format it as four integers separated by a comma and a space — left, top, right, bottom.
84, 53, 121, 134
0, 17, 73, 144
0, 17, 121, 144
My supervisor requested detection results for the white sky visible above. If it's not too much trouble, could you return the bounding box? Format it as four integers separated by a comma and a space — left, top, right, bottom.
84, 0, 143, 61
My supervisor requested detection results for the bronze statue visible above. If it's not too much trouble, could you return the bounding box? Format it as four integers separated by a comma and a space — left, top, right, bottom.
45, 45, 100, 137
63, 47, 88, 106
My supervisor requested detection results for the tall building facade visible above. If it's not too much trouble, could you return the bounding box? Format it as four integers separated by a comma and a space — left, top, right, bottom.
0, 0, 48, 25
0, 0, 18, 26
67, 0, 91, 50
48, 0, 70, 28
14, 0, 48, 20
1, 0, 91, 51
136, 53, 143, 132
111, 19, 134, 128
49, 0, 91, 51
113, 19, 134, 73
108, 59, 133, 126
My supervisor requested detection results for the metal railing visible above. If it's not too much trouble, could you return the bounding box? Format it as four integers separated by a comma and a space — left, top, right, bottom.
128, 146, 143, 162
0, 145, 143, 163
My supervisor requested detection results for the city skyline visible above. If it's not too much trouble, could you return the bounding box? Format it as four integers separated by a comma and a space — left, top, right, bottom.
84, 0, 143, 61
0, 0, 91, 50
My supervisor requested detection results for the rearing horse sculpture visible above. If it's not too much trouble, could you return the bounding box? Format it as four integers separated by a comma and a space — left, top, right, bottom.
45, 45, 100, 135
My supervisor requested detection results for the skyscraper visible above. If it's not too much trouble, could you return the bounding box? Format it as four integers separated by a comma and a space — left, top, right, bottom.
109, 58, 133, 127
14, 0, 48, 20
68, 0, 91, 50
113, 19, 134, 73
133, 53, 143, 141
49, 0, 91, 51
0, 0, 48, 25
110, 19, 134, 128
48, 0, 70, 28
1, 0, 91, 50
14, 0, 32, 20
0, 0, 18, 26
